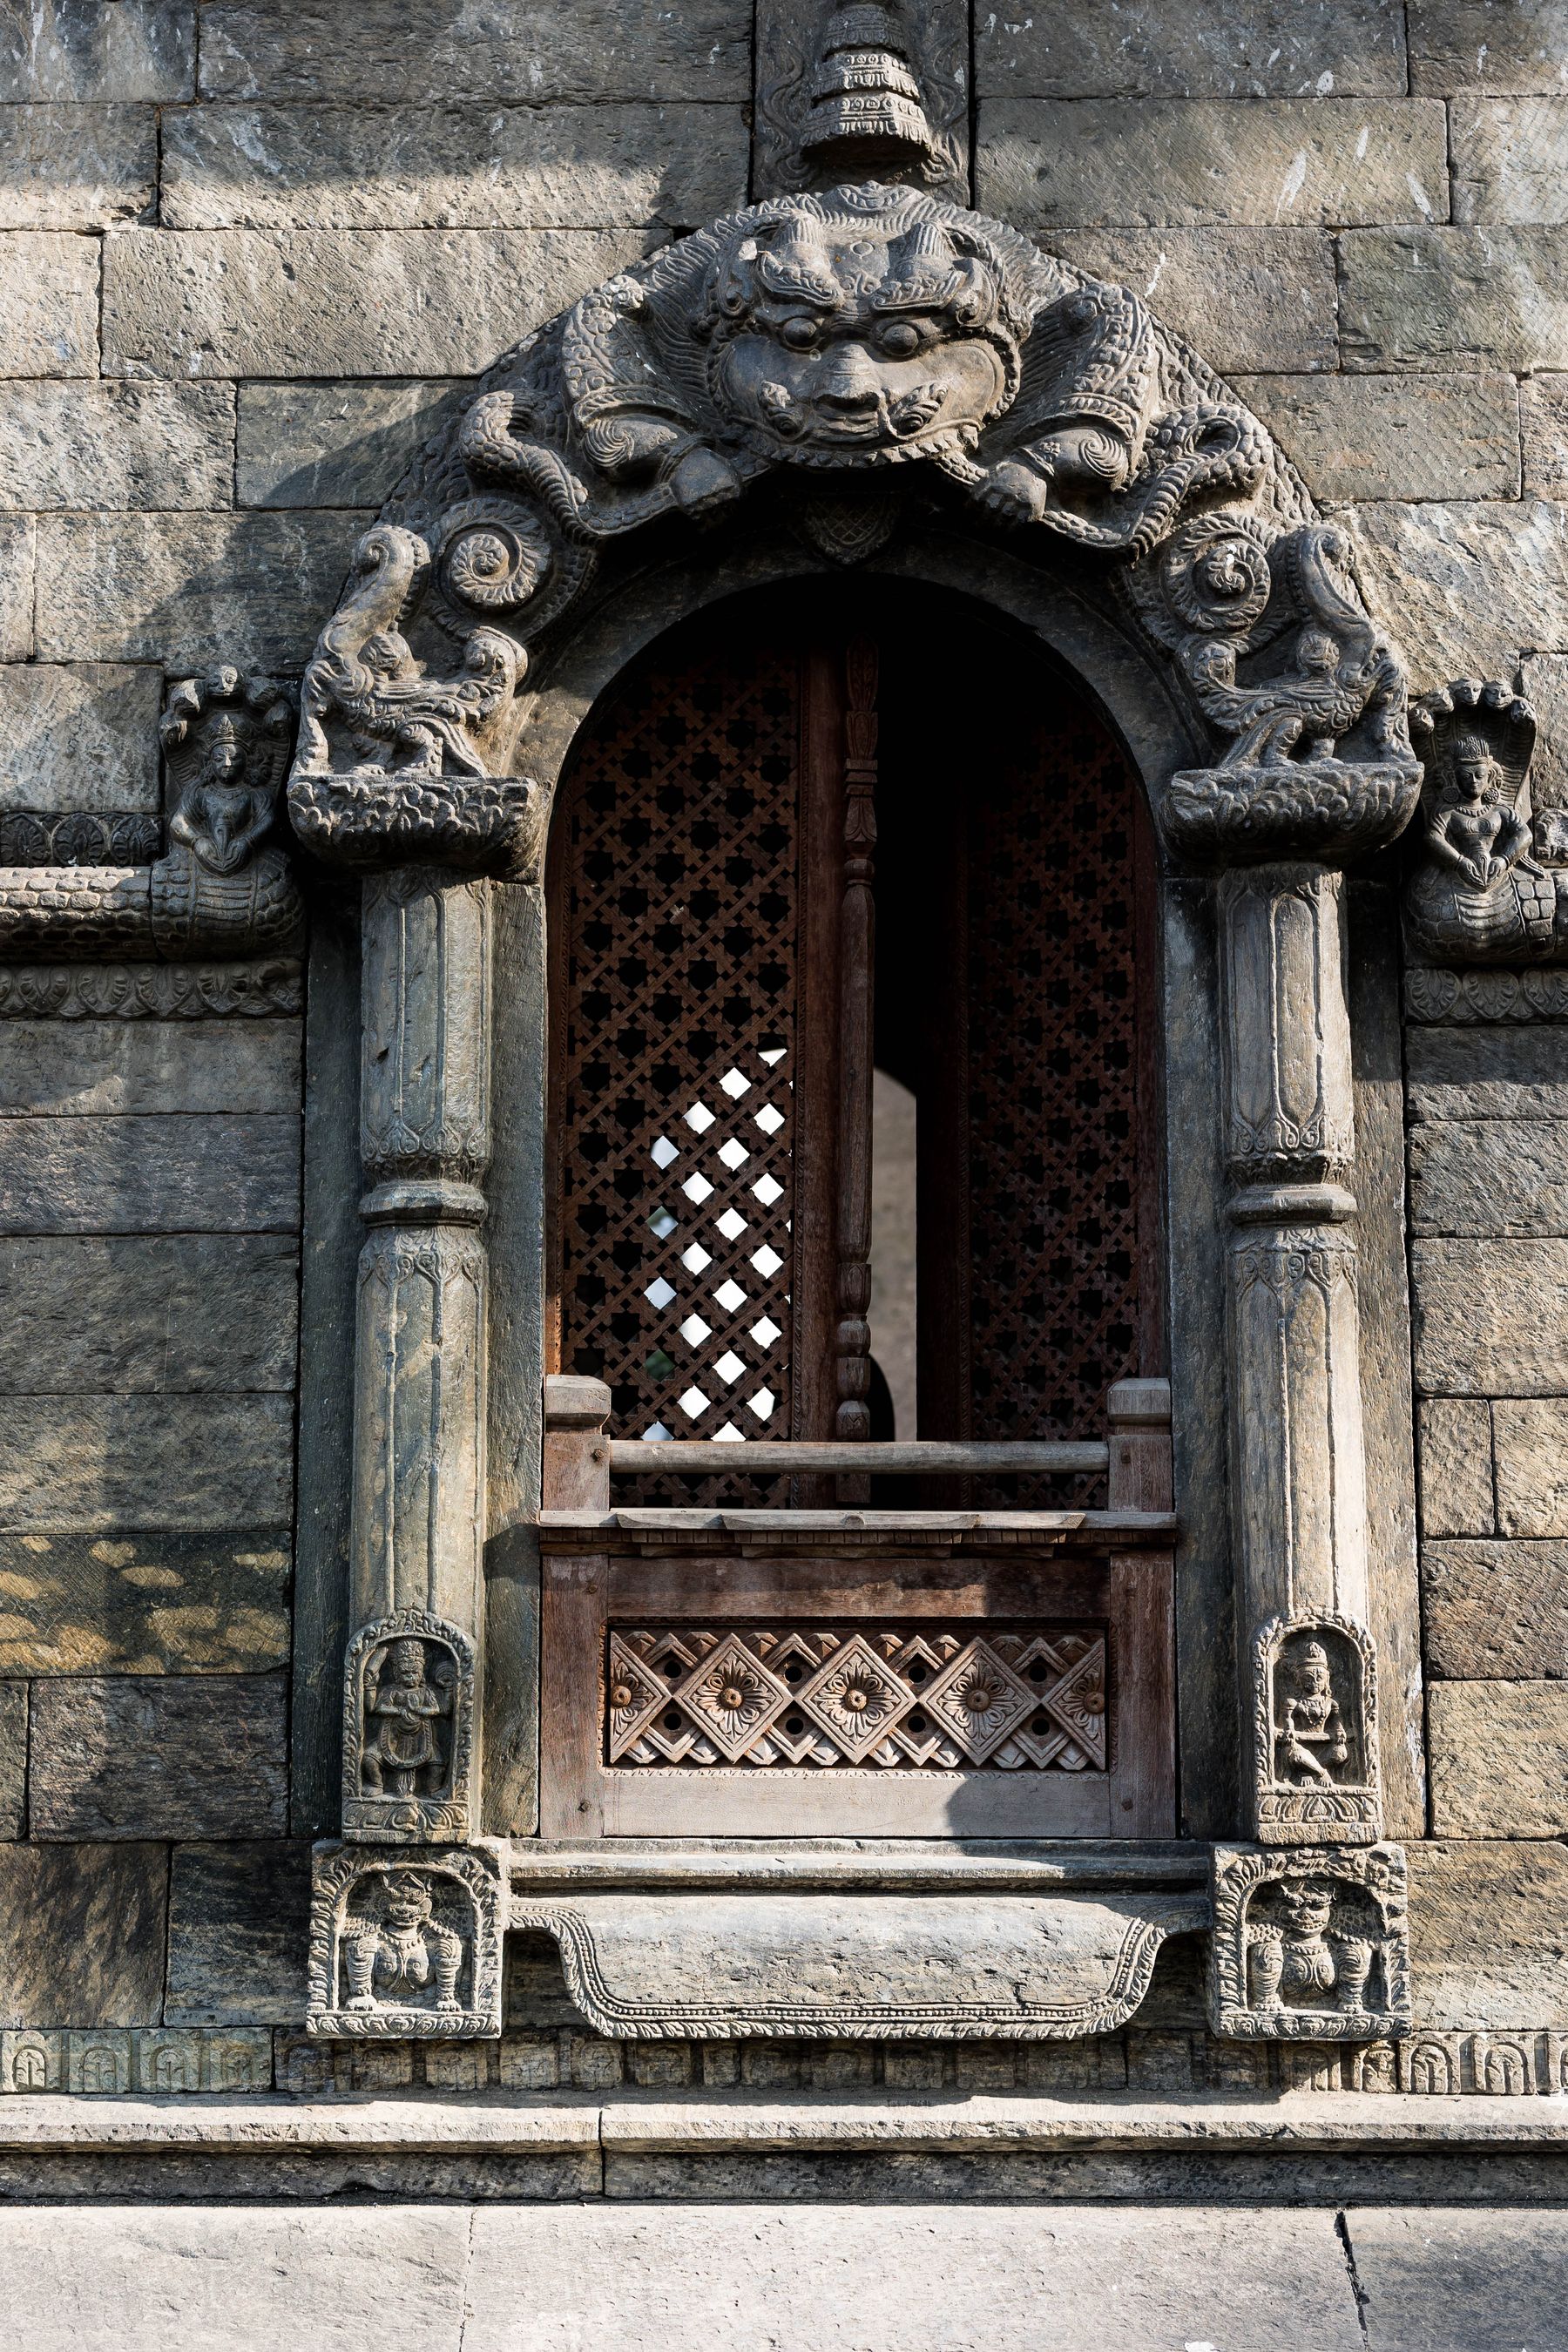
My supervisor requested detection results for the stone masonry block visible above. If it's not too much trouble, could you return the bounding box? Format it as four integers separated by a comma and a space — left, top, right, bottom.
1522, 652, 1568, 809
1429, 1680, 1568, 1835
1341, 226, 1568, 370
1409, 1, 1568, 96
0, 664, 161, 812
0, 519, 34, 660
0, 1680, 24, 1836
1451, 96, 1568, 224
198, 0, 751, 103
0, 1112, 301, 1233
1343, 501, 1568, 680
1412, 1240, 1568, 1395
1417, 1397, 1496, 1538
0, 383, 235, 512
0, 232, 98, 375
29, 1672, 287, 1839
1423, 1539, 1568, 1679
1039, 227, 1336, 372
163, 102, 748, 233
0, 105, 154, 231
35, 510, 368, 672
1495, 1398, 1568, 1536
1405, 1024, 1568, 1124
0, 1395, 294, 1532
0, 1018, 301, 1117
0, 1842, 166, 2025
1409, 1831, 1568, 2021
101, 226, 647, 378
1409, 1117, 1568, 1237
1230, 373, 1519, 503
0, 1235, 300, 1394
1522, 378, 1568, 497
237, 381, 466, 510
974, 0, 1406, 97
0, 2, 194, 102
978, 98, 1445, 230
166, 1842, 312, 2024
0, 1528, 291, 1676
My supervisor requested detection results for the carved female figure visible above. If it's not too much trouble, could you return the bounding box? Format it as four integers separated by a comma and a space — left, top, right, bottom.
1276, 1640, 1350, 1787
362, 1637, 452, 1799
1405, 683, 1563, 963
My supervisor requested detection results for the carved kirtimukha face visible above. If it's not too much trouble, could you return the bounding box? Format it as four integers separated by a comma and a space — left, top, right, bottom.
702, 194, 1024, 465
1277, 1879, 1335, 1939
382, 1874, 435, 1934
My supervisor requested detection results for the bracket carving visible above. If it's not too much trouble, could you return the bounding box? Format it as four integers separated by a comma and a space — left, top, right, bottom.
307, 1840, 506, 2038
1253, 1614, 1380, 1848
0, 669, 304, 962
341, 1610, 476, 1844
1208, 1842, 1411, 2042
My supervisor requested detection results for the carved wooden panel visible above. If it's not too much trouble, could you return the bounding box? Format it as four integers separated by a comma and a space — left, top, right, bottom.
606, 1625, 1107, 1771
552, 644, 806, 1497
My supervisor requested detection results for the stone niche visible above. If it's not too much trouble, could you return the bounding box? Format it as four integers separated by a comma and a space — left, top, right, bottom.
1254, 1614, 1380, 1847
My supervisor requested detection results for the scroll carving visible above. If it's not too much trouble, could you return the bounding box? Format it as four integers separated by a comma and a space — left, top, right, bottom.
1253, 1614, 1379, 1848
0, 670, 303, 962
307, 1842, 506, 2039
342, 1610, 476, 1844
1208, 1842, 1411, 2042
1403, 678, 1568, 966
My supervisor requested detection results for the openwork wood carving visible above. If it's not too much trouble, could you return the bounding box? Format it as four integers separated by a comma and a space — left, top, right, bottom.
341, 1610, 476, 1844
1253, 1614, 1379, 1848
1208, 1842, 1411, 2043
607, 1625, 1106, 1770
307, 1842, 505, 2039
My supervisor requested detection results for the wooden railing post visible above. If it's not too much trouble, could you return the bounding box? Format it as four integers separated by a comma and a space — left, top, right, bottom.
544, 1374, 612, 1512
1106, 1377, 1173, 1514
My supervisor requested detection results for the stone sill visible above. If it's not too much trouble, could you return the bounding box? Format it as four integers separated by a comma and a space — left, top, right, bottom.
3, 2091, 1566, 2157
507, 1837, 1207, 1893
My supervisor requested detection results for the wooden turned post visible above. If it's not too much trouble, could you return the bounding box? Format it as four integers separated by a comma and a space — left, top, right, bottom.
544, 1374, 612, 1513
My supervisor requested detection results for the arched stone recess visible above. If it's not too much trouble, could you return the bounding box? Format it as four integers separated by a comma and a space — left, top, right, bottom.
273, 184, 1423, 2047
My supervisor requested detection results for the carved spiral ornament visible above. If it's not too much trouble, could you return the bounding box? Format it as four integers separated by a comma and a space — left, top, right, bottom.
436, 499, 551, 615
1162, 515, 1273, 637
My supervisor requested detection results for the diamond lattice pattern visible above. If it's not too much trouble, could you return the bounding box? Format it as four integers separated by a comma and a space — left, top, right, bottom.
606, 1625, 1107, 1770
556, 648, 801, 1493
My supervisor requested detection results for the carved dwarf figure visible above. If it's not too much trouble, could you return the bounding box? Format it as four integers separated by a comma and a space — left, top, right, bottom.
361, 1636, 453, 1800
1275, 1640, 1350, 1788
342, 1871, 463, 2014
1247, 1875, 1375, 2018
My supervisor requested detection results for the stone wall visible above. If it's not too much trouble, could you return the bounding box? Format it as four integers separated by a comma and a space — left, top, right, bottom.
2, 0, 1567, 2089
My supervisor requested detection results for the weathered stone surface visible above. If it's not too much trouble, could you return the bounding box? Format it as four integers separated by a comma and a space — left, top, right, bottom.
0, 382, 234, 512
30, 1673, 287, 1839
1520, 375, 1568, 497
1451, 96, 1568, 223
1409, 1117, 1568, 1238
0, 1236, 299, 1393
0, 1112, 301, 1233
1351, 2206, 1568, 2352
35, 510, 368, 671
0, 1018, 301, 1117
1521, 649, 1568, 808
1409, 0, 1568, 96
0, 2, 194, 102
1423, 1540, 1568, 1679
1495, 1398, 1568, 1537
1412, 1240, 1568, 1395
0, 1681, 23, 1838
166, 1842, 312, 2024
101, 226, 645, 379
163, 102, 747, 231
974, 0, 1405, 97
0, 1529, 290, 1675
0, 663, 161, 812
1416, 1397, 1496, 1538
978, 98, 1445, 229
0, 518, 34, 660
0, 1842, 166, 2024
1343, 500, 1568, 679
1342, 226, 1568, 369
1429, 1681, 1568, 1836
1230, 372, 1519, 502
1415, 1808, 1568, 2017
0, 104, 154, 230
0, 231, 98, 375
1036, 228, 1336, 372
237, 380, 464, 509
1406, 1024, 1568, 1124
460, 2206, 1365, 2351
0, 1395, 294, 1531
199, 0, 750, 102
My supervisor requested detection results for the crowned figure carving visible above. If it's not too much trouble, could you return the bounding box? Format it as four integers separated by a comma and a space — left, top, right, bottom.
1404, 679, 1568, 964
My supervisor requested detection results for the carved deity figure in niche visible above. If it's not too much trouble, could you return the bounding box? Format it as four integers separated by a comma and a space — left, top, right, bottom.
1404, 680, 1568, 964
1246, 1874, 1374, 2017
1254, 1616, 1377, 1847
168, 710, 277, 875
341, 1870, 465, 2016
1209, 1842, 1409, 2041
361, 1635, 454, 1800
1275, 1640, 1350, 1787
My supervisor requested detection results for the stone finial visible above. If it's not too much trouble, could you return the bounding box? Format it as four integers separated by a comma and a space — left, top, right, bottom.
800, 4, 938, 179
